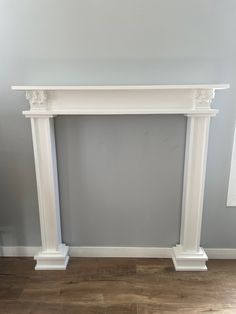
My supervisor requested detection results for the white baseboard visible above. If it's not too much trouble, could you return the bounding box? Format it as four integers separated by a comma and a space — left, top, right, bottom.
205, 248, 236, 259
0, 246, 40, 256
1, 246, 236, 259
69, 246, 171, 258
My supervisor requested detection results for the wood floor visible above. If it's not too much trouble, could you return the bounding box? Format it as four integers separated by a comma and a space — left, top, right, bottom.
0, 257, 236, 313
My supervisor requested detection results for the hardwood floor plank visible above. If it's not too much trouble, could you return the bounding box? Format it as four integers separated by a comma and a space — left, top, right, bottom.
137, 303, 236, 314
0, 301, 137, 314
0, 257, 236, 313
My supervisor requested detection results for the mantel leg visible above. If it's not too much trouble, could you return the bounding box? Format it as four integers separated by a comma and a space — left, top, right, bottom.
172, 115, 212, 271
31, 116, 69, 270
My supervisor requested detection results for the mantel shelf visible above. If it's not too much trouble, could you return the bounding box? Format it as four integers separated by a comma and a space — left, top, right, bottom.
12, 84, 229, 91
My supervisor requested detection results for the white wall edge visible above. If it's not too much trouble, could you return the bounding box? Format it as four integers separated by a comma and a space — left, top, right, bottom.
1, 246, 236, 259
227, 122, 236, 207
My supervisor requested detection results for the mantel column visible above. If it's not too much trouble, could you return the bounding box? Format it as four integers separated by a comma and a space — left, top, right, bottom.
172, 89, 217, 271
25, 91, 69, 270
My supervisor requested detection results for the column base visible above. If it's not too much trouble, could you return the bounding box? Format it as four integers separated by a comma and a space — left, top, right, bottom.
34, 244, 69, 270
172, 245, 208, 271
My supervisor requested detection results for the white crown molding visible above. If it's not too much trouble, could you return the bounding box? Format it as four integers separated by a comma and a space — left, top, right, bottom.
12, 84, 229, 271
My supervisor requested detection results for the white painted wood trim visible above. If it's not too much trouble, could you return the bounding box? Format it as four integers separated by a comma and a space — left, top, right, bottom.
30, 117, 69, 270
205, 248, 236, 259
69, 246, 171, 258
0, 246, 40, 256
12, 84, 229, 271
22, 109, 219, 117
227, 122, 236, 206
171, 115, 212, 271
1, 246, 236, 259
12, 84, 229, 91
12, 85, 229, 117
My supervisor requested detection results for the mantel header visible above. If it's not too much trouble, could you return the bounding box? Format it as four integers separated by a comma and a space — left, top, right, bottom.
12, 84, 229, 117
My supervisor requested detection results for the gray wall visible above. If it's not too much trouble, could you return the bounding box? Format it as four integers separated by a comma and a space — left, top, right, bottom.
0, 0, 235, 248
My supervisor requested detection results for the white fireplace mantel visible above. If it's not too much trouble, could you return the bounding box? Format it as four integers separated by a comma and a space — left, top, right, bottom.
12, 84, 229, 271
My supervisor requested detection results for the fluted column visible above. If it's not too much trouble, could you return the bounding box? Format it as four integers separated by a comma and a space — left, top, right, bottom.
25, 91, 69, 270
172, 89, 216, 271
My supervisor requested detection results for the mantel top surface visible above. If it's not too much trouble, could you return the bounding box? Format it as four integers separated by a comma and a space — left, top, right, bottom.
12, 84, 229, 91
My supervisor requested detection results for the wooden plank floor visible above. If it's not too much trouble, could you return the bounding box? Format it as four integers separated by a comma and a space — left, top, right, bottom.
0, 257, 236, 313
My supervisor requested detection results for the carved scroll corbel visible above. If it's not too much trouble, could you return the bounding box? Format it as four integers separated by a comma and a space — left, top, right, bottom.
26, 90, 48, 110
194, 89, 215, 109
